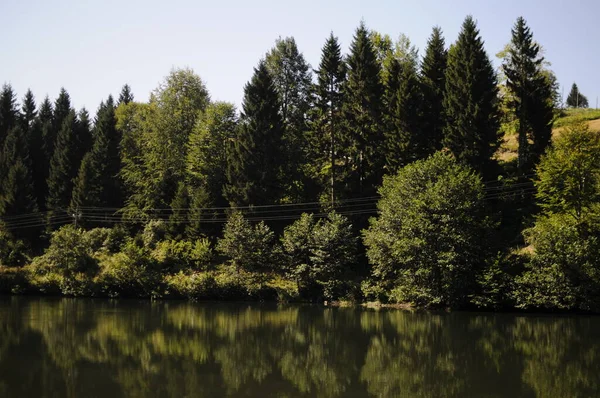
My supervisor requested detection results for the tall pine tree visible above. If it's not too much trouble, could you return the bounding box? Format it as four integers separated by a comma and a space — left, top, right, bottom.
34, 97, 54, 210
420, 26, 448, 153
46, 110, 78, 213
310, 32, 347, 204
71, 97, 122, 213
0, 126, 39, 241
384, 56, 423, 173
118, 84, 134, 105
342, 21, 385, 195
225, 60, 284, 207
0, 84, 19, 149
502, 17, 554, 173
566, 83, 588, 108
443, 16, 500, 178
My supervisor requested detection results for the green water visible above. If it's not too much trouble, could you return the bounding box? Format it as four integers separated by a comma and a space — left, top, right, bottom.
0, 297, 598, 397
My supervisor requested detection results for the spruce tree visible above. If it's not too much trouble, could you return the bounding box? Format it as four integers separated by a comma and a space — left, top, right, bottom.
311, 32, 347, 204
52, 88, 72, 139
566, 83, 588, 108
71, 97, 122, 211
224, 60, 284, 207
35, 97, 54, 210
20, 89, 37, 132
384, 58, 423, 173
47, 110, 78, 212
0, 126, 39, 241
420, 26, 448, 153
0, 84, 19, 152
443, 16, 500, 178
168, 182, 190, 240
342, 21, 385, 195
118, 84, 134, 105
74, 108, 93, 173
502, 17, 554, 172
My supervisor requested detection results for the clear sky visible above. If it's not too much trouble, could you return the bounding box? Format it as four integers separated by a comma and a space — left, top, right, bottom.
1, 0, 598, 115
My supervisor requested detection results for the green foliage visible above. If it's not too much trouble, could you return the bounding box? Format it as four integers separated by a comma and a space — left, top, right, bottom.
384, 56, 423, 172
141, 219, 168, 249
46, 110, 78, 212
0, 227, 28, 267
309, 33, 347, 203
224, 61, 284, 206
516, 213, 600, 311
31, 225, 98, 275
97, 241, 161, 298
420, 26, 448, 153
363, 152, 490, 308
553, 108, 600, 128
186, 101, 237, 208
151, 238, 213, 272
117, 84, 134, 105
281, 212, 358, 300
71, 96, 122, 212
566, 83, 588, 108
342, 21, 385, 195
501, 17, 554, 172
120, 69, 209, 213
443, 16, 500, 178
217, 212, 277, 273
535, 122, 600, 220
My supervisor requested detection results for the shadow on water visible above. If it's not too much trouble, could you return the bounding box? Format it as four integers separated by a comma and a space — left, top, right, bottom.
0, 297, 599, 397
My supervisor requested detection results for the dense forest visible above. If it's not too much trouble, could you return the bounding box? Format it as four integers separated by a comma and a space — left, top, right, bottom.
1, 16, 598, 311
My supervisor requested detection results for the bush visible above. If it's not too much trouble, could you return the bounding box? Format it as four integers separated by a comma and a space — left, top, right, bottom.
0, 228, 27, 267
164, 271, 218, 300
281, 212, 358, 300
142, 219, 167, 248
97, 241, 161, 298
363, 152, 491, 308
515, 213, 600, 311
30, 225, 98, 277
151, 238, 213, 273
217, 212, 278, 273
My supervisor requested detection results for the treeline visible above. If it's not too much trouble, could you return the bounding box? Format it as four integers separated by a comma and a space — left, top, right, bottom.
0, 16, 597, 311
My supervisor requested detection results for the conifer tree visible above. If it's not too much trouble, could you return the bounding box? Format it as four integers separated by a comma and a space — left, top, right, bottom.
443, 16, 500, 178
74, 108, 93, 172
420, 26, 448, 153
52, 88, 72, 140
118, 84, 134, 105
502, 17, 554, 172
34, 97, 54, 209
0, 84, 19, 152
566, 83, 588, 108
71, 97, 121, 211
168, 182, 190, 240
20, 89, 37, 132
384, 58, 423, 173
225, 60, 284, 207
342, 21, 385, 195
311, 32, 347, 204
0, 126, 39, 241
47, 110, 77, 212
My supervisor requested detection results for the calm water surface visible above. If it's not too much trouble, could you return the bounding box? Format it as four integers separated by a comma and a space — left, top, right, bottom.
0, 297, 599, 397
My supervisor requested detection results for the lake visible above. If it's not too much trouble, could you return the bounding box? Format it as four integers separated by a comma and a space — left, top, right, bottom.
0, 297, 598, 397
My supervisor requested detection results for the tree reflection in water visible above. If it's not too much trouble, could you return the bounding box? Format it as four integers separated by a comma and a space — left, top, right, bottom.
0, 297, 598, 397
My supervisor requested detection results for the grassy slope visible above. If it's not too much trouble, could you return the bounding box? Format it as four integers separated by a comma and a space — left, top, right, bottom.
496, 108, 600, 164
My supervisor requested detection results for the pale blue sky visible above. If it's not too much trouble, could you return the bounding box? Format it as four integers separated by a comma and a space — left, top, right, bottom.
1, 0, 597, 114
